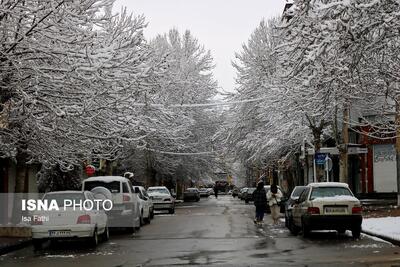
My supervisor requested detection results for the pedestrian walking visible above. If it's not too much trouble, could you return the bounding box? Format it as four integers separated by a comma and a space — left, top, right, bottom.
267, 184, 282, 225
214, 186, 218, 199
252, 180, 267, 225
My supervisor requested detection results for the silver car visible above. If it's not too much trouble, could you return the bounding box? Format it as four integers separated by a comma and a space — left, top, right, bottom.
290, 182, 362, 238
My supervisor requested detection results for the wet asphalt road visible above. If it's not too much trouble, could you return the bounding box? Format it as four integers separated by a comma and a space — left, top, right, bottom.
1, 195, 400, 267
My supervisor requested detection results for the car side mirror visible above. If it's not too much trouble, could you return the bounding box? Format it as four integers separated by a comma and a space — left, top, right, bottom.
134, 187, 140, 194
172, 193, 177, 198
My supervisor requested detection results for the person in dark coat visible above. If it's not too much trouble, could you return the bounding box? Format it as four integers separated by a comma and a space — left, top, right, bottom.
252, 180, 267, 224
214, 186, 218, 199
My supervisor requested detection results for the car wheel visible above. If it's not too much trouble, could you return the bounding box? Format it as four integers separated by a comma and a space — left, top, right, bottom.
169, 208, 175, 214
102, 226, 109, 241
140, 210, 145, 226
150, 209, 154, 219
288, 218, 299, 235
90, 228, 99, 247
302, 219, 310, 238
145, 215, 151, 224
338, 229, 346, 235
32, 239, 43, 250
352, 226, 361, 239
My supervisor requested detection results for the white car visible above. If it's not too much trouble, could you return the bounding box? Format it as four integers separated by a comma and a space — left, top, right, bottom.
82, 176, 141, 232
31, 191, 108, 250
133, 186, 154, 225
147, 186, 175, 214
291, 182, 363, 238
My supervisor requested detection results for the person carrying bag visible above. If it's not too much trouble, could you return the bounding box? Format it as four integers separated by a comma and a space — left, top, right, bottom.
267, 184, 282, 225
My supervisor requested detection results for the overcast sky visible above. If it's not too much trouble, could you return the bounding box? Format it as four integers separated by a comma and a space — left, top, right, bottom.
113, 0, 286, 93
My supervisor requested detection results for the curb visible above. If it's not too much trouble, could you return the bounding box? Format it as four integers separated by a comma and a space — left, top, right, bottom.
0, 239, 31, 256
362, 230, 400, 246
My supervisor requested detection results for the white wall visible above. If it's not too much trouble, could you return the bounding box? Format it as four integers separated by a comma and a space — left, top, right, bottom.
373, 144, 397, 193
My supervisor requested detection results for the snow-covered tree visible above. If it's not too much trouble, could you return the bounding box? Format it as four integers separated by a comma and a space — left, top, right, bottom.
118, 29, 220, 186
0, 0, 157, 192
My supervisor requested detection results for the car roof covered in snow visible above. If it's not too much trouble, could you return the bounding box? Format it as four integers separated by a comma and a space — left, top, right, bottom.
82, 176, 129, 183
45, 190, 83, 195
307, 182, 349, 188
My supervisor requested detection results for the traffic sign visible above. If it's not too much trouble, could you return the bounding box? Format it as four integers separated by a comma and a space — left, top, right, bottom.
85, 165, 96, 176
315, 153, 327, 165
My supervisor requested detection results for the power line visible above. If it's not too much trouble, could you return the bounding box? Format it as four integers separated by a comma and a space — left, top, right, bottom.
144, 147, 220, 156
131, 96, 266, 109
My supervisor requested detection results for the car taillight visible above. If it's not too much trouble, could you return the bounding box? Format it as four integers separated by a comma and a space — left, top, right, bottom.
307, 207, 320, 214
77, 214, 91, 224
352, 206, 362, 214
123, 194, 131, 202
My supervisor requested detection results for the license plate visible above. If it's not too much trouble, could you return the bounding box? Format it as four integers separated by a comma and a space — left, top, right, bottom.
325, 207, 346, 214
49, 230, 71, 237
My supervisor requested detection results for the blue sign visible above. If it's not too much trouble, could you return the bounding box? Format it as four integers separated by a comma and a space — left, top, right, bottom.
315, 153, 327, 165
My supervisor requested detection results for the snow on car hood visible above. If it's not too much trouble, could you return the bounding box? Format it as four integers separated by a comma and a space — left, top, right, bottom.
148, 192, 170, 197
312, 195, 359, 202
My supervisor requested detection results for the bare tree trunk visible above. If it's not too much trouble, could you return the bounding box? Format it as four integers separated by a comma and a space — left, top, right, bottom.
339, 106, 349, 184
396, 96, 400, 206
311, 122, 324, 182
12, 147, 28, 224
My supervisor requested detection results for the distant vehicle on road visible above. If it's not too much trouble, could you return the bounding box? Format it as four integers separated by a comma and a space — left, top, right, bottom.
147, 186, 175, 214
243, 187, 256, 203
31, 191, 109, 250
198, 188, 210, 197
133, 186, 154, 225
82, 176, 141, 232
183, 188, 201, 202
232, 188, 239, 198
284, 186, 307, 228
290, 182, 362, 238
238, 187, 248, 200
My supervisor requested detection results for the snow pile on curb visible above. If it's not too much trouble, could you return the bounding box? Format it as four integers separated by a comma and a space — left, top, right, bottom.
362, 217, 400, 242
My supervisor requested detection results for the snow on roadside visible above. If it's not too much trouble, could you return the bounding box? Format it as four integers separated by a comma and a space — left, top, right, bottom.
362, 217, 400, 242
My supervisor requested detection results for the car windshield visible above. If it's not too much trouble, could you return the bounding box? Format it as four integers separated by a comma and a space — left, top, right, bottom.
83, 181, 121, 193
43, 193, 85, 207
291, 187, 306, 198
247, 188, 256, 193
148, 188, 170, 194
310, 187, 353, 200
186, 188, 197, 192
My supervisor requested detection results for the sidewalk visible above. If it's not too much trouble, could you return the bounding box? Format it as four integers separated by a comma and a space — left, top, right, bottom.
0, 237, 31, 255
362, 206, 400, 246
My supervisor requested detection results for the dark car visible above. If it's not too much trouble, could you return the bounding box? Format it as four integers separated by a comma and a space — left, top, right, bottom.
284, 186, 307, 228
238, 188, 247, 200
243, 187, 256, 203
232, 188, 239, 198
183, 188, 200, 202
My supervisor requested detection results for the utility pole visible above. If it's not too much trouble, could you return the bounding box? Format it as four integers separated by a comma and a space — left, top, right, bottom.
396, 94, 400, 206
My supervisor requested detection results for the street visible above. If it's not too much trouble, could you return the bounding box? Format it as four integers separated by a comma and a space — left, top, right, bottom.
1, 195, 399, 267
